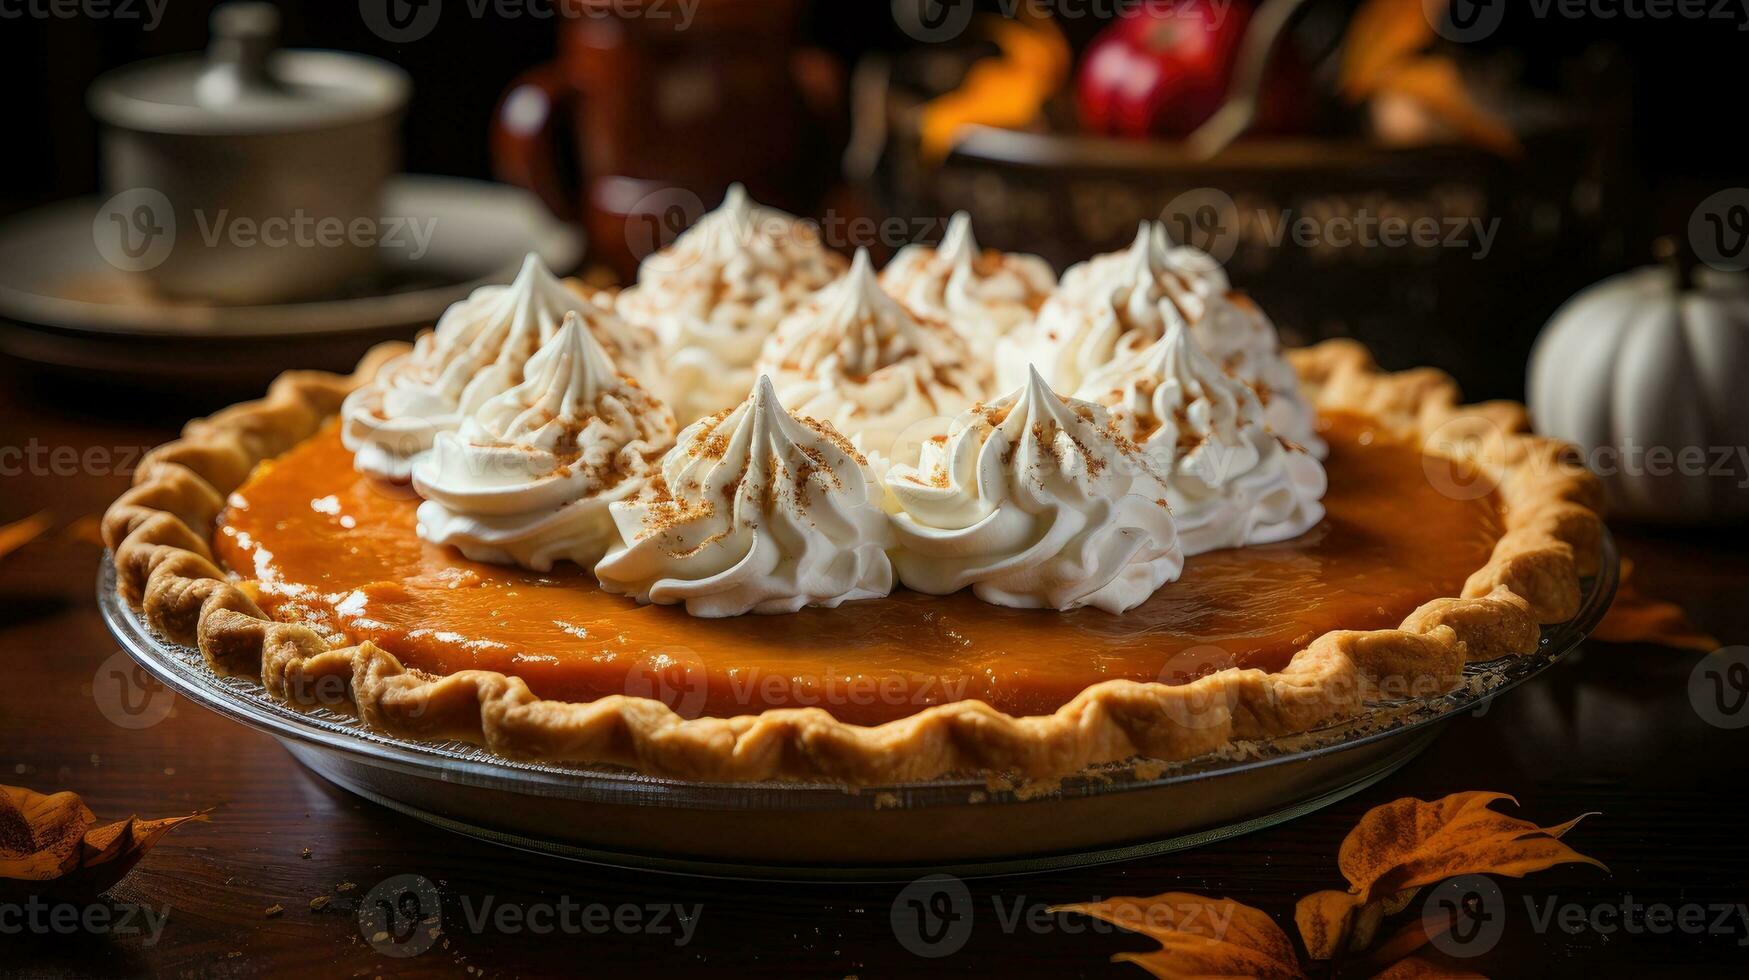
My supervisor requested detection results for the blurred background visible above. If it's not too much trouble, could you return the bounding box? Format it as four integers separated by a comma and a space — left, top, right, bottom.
0, 0, 1744, 404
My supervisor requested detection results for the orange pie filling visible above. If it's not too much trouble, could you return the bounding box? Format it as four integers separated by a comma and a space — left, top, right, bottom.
213, 412, 1505, 726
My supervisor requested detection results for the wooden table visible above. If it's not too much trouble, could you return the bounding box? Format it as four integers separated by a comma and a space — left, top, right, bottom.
4, 358, 1746, 978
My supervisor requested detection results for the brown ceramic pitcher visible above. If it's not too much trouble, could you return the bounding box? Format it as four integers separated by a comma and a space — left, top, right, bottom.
490, 0, 837, 279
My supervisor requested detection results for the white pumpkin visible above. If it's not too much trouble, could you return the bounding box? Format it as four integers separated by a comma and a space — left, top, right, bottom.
1528, 259, 1749, 524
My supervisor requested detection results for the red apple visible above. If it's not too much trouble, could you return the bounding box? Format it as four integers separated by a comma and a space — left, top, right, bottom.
1077, 0, 1256, 139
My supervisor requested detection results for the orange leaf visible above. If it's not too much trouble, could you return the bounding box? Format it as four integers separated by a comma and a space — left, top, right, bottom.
0, 785, 94, 880
0, 784, 207, 904
1297, 884, 1424, 962
1296, 889, 1367, 961
1298, 792, 1604, 961
1354, 794, 1605, 899
918, 13, 1069, 162
1380, 888, 1420, 916
0, 511, 53, 562
1341, 0, 1443, 99
1369, 954, 1486, 979
1361, 907, 1453, 971
63, 514, 106, 548
1594, 558, 1719, 651
1054, 893, 1304, 979
1370, 57, 1519, 156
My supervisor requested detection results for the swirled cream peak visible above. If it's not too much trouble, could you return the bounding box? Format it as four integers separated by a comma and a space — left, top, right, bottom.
999, 222, 1206, 396
885, 367, 1183, 614
341, 253, 662, 480
410, 312, 677, 571
757, 248, 986, 457
1188, 290, 1324, 456
878, 211, 1055, 354
1002, 222, 1323, 455
616, 184, 846, 425
1057, 220, 1230, 302
1076, 319, 1326, 555
594, 376, 894, 617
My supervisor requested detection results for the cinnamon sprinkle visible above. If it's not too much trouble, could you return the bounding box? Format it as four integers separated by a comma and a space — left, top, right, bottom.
796, 415, 867, 465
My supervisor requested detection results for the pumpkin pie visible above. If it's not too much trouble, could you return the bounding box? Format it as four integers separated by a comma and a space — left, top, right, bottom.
102, 208, 1602, 786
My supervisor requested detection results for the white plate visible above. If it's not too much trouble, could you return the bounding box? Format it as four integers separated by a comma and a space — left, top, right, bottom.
0, 175, 581, 338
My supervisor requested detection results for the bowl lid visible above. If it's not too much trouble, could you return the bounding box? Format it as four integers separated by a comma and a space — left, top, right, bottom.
88, 2, 410, 135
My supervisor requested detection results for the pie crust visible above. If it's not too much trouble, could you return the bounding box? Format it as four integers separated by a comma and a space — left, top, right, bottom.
102, 339, 1603, 784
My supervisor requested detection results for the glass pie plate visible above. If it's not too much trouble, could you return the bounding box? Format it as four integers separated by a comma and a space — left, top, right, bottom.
98, 534, 1617, 881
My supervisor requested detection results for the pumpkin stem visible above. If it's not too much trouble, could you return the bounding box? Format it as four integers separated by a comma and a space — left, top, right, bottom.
1653, 235, 1698, 291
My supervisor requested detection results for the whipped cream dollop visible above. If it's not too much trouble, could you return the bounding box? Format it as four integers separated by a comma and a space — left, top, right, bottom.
1076, 320, 1326, 555
410, 313, 677, 571
594, 376, 894, 617
1056, 221, 1230, 302
616, 184, 846, 426
341, 253, 664, 480
884, 368, 1183, 614
878, 211, 1055, 355
756, 248, 987, 458
1192, 290, 1324, 456
998, 222, 1206, 397
1000, 222, 1323, 456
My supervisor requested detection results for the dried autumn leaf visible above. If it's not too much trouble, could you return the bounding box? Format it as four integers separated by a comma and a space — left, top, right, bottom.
1338, 0, 1516, 156
0, 785, 93, 880
1594, 558, 1719, 651
1296, 792, 1604, 960
1369, 954, 1485, 979
0, 511, 53, 562
1340, 792, 1603, 896
63, 514, 106, 548
1297, 888, 1368, 958
1370, 57, 1519, 156
919, 12, 1070, 162
1297, 885, 1421, 959
1053, 892, 1304, 979
1341, 0, 1442, 98
1361, 909, 1453, 971
0, 784, 206, 904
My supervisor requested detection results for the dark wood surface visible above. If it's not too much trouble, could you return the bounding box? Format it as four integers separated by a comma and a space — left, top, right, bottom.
3, 359, 1747, 979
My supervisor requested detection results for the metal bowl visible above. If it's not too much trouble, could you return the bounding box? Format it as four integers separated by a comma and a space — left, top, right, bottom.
99, 534, 1617, 881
